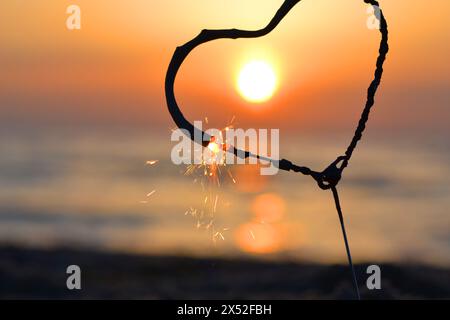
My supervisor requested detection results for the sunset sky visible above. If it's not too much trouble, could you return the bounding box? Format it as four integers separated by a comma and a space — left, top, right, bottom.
0, 1, 449, 265
0, 0, 448, 133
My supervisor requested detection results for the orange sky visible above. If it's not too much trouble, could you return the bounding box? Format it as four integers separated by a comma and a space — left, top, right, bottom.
0, 0, 449, 132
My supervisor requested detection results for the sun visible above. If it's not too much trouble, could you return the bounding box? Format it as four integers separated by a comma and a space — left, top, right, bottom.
237, 60, 277, 103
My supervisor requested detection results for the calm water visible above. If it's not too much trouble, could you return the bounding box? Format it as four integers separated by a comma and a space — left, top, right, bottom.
0, 129, 449, 265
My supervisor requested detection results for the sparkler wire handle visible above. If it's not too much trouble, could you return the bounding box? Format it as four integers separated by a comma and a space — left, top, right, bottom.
332, 186, 361, 300
342, 0, 389, 170
165, 0, 389, 191
164, 0, 389, 300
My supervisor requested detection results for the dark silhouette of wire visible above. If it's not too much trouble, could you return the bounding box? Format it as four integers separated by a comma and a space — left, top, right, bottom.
342, 0, 389, 171
165, 0, 388, 190
332, 186, 360, 299
165, 0, 389, 300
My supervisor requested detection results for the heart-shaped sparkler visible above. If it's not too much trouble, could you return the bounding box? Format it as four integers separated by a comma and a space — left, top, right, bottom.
165, 0, 389, 299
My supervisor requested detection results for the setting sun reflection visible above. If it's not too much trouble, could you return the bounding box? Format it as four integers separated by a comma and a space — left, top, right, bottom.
235, 222, 283, 254
235, 193, 286, 254
251, 193, 285, 223
233, 165, 268, 193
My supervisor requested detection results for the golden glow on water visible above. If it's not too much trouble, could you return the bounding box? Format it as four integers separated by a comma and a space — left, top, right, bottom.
235, 192, 286, 254
233, 165, 268, 193
251, 193, 285, 223
235, 222, 283, 254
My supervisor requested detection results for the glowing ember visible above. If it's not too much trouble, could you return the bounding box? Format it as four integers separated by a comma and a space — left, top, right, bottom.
146, 160, 159, 166
207, 141, 221, 154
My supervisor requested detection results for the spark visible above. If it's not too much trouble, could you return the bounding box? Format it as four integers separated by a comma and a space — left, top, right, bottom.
208, 141, 221, 154
249, 230, 256, 240
212, 227, 228, 242
185, 207, 197, 217
146, 160, 159, 166
213, 231, 225, 241
227, 170, 236, 184
205, 220, 214, 230
213, 195, 219, 213
146, 190, 156, 197
181, 117, 238, 243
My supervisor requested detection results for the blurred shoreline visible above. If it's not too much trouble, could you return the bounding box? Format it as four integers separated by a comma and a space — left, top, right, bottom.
0, 245, 449, 299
